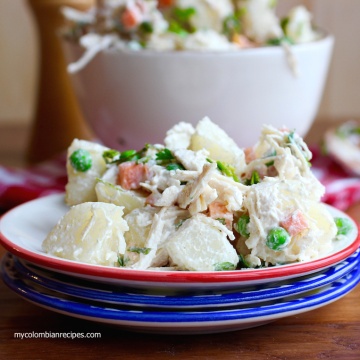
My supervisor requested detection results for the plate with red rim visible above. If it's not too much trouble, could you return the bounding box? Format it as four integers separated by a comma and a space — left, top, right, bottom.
0, 193, 359, 291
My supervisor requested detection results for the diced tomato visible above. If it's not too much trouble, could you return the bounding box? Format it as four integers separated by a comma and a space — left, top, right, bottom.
121, 7, 142, 29
158, 0, 174, 8
145, 192, 160, 206
232, 34, 254, 49
280, 209, 309, 237
244, 147, 256, 164
117, 162, 149, 190
208, 201, 233, 230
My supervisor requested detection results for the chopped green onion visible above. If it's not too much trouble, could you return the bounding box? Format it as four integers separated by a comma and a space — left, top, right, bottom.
266, 227, 290, 251
235, 215, 250, 238
69, 149, 92, 172
103, 149, 121, 164
214, 262, 236, 271
334, 217, 353, 236
103, 148, 145, 164
216, 161, 240, 182
245, 170, 260, 185
120, 149, 138, 162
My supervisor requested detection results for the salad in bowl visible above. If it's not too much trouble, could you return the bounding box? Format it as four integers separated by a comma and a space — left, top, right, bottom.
62, 0, 321, 72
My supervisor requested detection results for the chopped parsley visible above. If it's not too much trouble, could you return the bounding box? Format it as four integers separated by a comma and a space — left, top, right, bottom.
128, 247, 152, 255
267, 36, 294, 46
264, 150, 276, 167
238, 254, 251, 268
168, 7, 197, 36
139, 21, 153, 34
166, 163, 185, 171
156, 148, 185, 171
223, 13, 241, 36
214, 262, 236, 271
156, 148, 175, 161
173, 7, 196, 22
334, 217, 353, 236
175, 218, 188, 229
286, 131, 311, 165
117, 254, 129, 267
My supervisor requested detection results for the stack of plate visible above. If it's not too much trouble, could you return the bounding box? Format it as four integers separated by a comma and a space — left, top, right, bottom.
1, 194, 360, 334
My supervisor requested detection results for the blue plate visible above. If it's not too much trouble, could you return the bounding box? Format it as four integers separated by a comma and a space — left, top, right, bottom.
2, 253, 360, 334
10, 249, 360, 309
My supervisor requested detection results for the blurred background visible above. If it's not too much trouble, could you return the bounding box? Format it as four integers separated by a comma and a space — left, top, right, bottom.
0, 0, 359, 162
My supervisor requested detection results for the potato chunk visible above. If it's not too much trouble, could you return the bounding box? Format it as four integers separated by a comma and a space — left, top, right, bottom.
166, 214, 239, 271
65, 139, 109, 206
95, 180, 146, 215
42, 202, 128, 266
189, 117, 246, 173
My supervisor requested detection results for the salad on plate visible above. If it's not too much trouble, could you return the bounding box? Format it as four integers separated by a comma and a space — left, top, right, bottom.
42, 117, 354, 271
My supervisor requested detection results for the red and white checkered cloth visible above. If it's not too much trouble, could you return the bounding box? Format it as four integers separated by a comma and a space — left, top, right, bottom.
0, 155, 67, 212
311, 147, 360, 211
0, 147, 359, 212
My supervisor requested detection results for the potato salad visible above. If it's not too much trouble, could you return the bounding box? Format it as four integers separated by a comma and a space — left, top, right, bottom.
62, 0, 320, 72
42, 118, 353, 271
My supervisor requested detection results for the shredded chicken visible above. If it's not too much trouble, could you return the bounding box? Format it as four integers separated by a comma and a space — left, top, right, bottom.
177, 162, 217, 209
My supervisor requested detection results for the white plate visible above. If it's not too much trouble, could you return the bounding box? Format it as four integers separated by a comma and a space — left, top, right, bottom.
2, 253, 359, 334
0, 193, 359, 290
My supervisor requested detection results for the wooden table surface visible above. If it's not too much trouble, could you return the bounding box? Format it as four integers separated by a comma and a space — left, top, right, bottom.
1, 121, 360, 360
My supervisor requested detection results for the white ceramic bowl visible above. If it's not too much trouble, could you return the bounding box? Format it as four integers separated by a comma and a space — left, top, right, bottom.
63, 34, 334, 150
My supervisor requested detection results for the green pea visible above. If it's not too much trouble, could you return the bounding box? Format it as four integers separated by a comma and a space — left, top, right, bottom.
334, 217, 353, 236
266, 227, 290, 251
235, 215, 250, 238
69, 149, 92, 172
